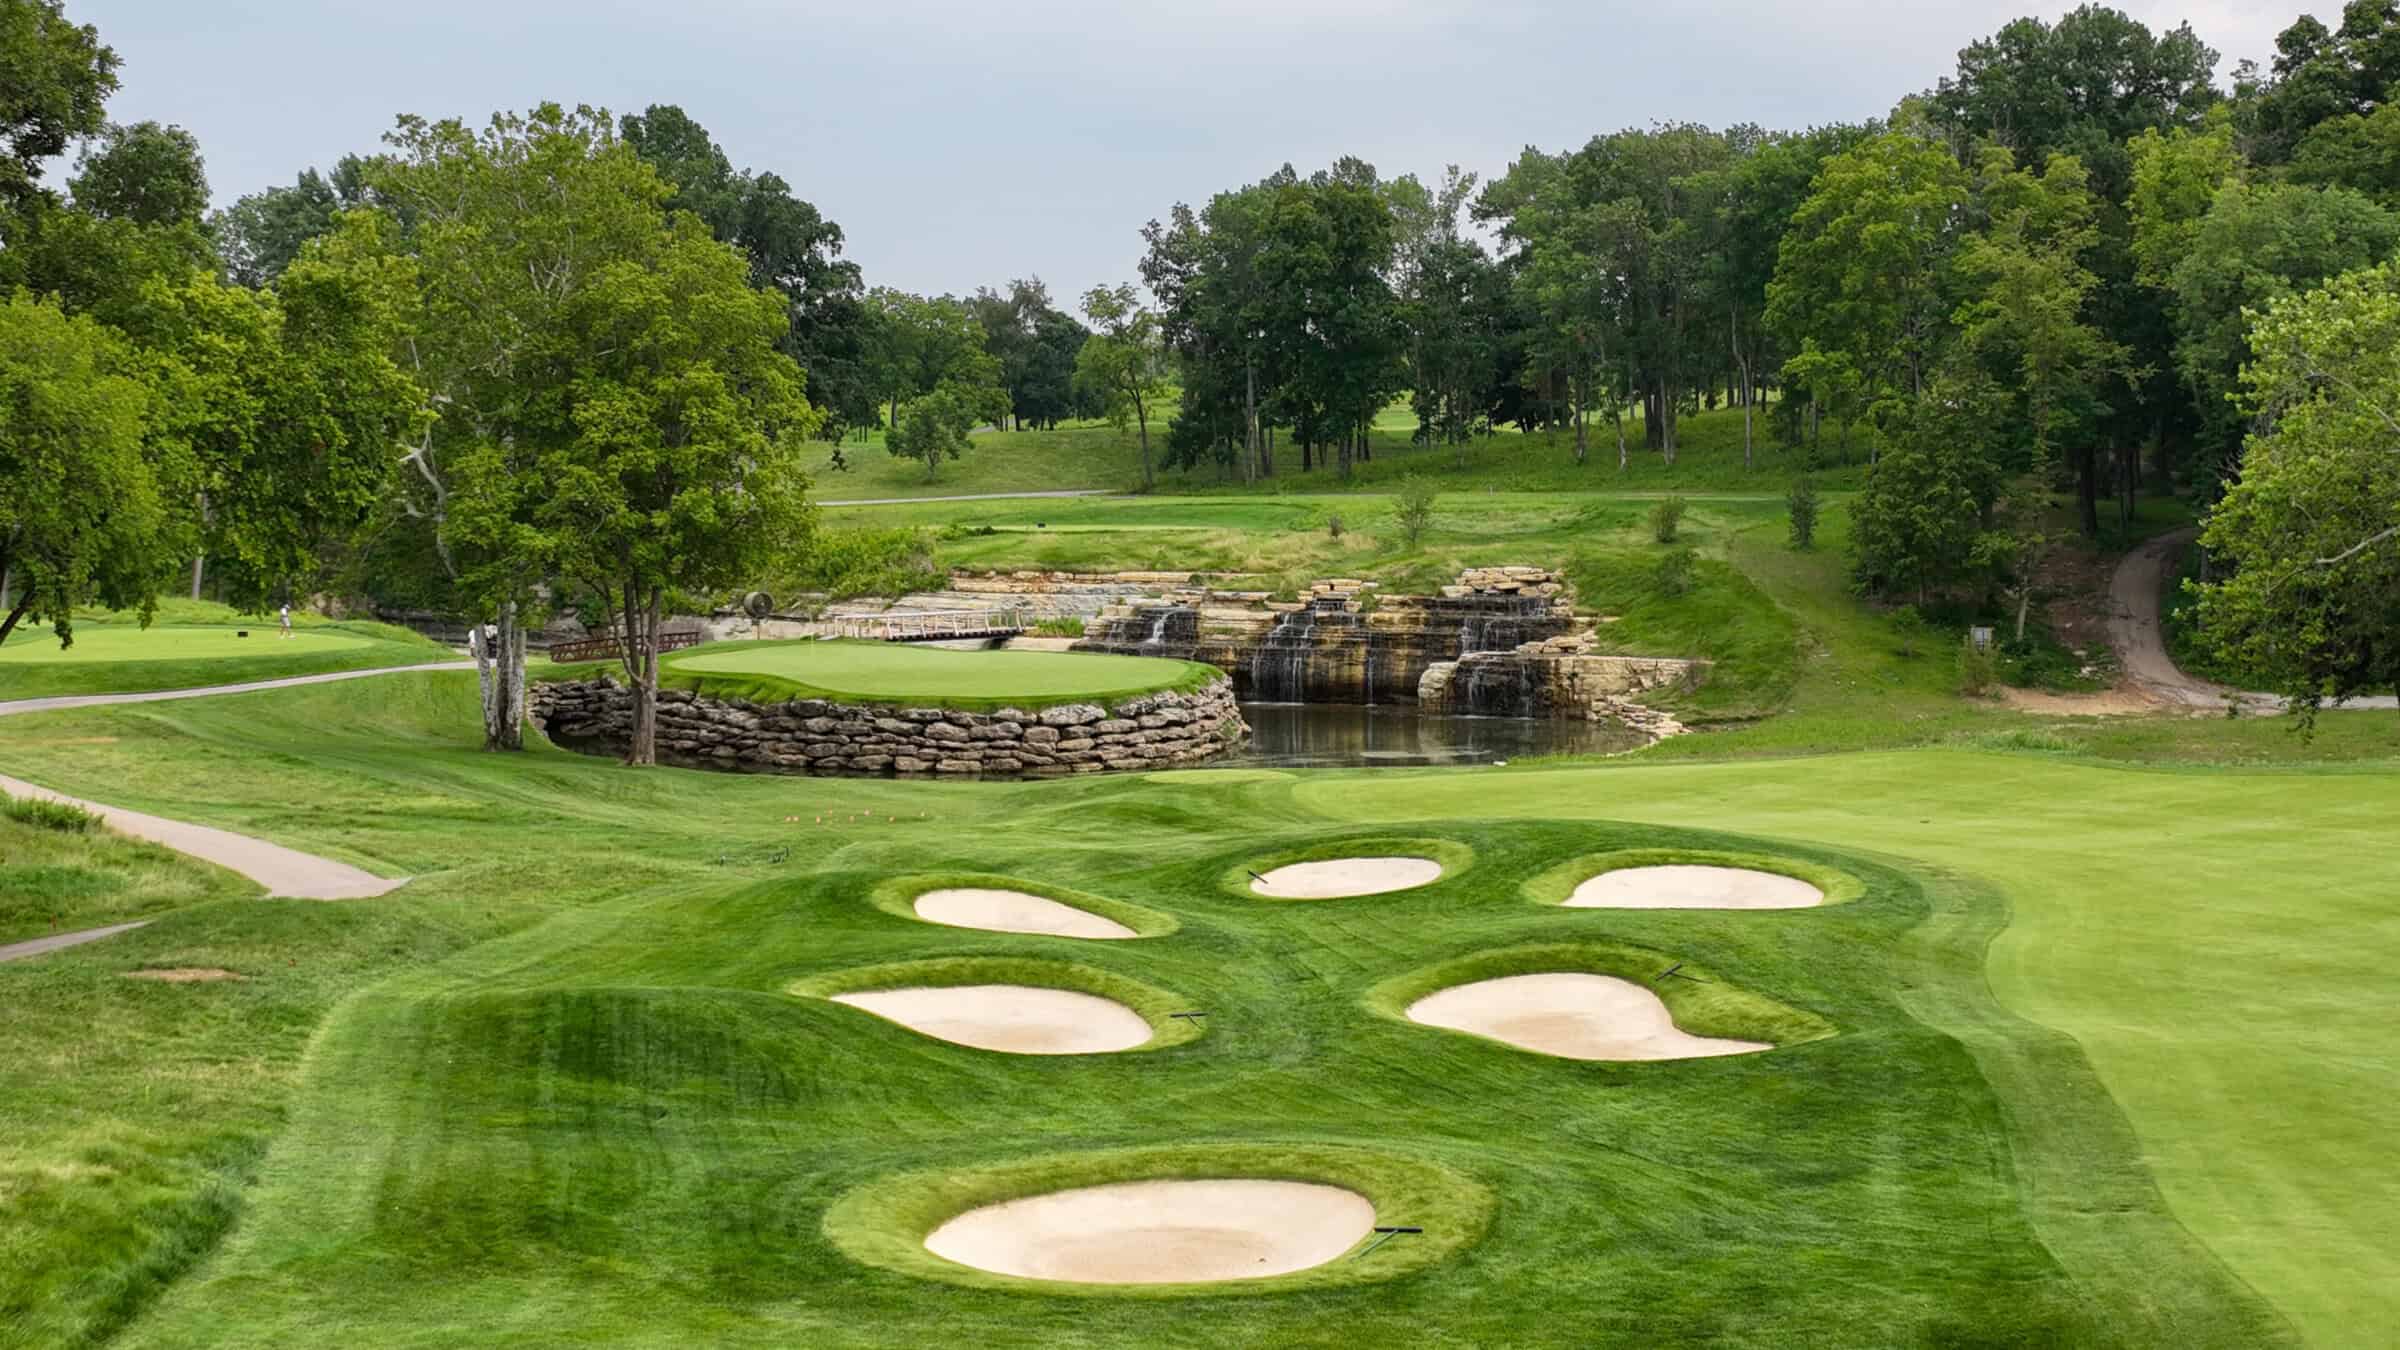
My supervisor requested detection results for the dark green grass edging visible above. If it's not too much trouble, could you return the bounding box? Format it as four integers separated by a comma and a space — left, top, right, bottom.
822, 1141, 1492, 1296
1364, 941, 1838, 1052
1220, 835, 1474, 902
1521, 847, 1866, 910
786, 957, 1205, 1052
869, 872, 1180, 938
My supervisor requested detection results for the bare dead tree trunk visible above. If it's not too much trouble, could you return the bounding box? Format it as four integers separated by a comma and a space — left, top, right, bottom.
472, 600, 527, 752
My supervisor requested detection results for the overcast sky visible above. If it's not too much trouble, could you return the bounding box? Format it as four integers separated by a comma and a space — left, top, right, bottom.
83, 0, 2316, 304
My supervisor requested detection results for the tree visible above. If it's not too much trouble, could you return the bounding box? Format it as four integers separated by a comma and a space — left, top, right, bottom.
1077, 283, 1168, 487
861, 287, 1004, 435
364, 104, 680, 751
2246, 2, 2400, 164
1848, 369, 2014, 604
889, 381, 1001, 480
621, 105, 872, 437
1392, 476, 1437, 548
1479, 149, 1620, 466
1768, 132, 1971, 428
2164, 180, 2399, 478
68, 120, 205, 226
210, 157, 379, 287
542, 216, 821, 766
0, 292, 171, 646
2192, 260, 2400, 712
0, 0, 117, 209
1953, 149, 2127, 534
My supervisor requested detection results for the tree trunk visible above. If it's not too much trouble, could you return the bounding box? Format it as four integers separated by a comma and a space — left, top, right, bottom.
473, 601, 527, 752
1572, 397, 1588, 466
1659, 378, 1679, 465
0, 590, 31, 648
189, 553, 205, 601
1613, 401, 1627, 471
1244, 363, 1265, 479
620, 583, 664, 766
2075, 446, 2100, 537
1135, 398, 1153, 490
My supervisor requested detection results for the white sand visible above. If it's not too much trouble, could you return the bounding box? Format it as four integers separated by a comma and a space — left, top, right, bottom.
912, 888, 1137, 940
1249, 856, 1443, 899
925, 1179, 1375, 1284
829, 985, 1153, 1055
1406, 973, 1772, 1061
1566, 864, 1822, 910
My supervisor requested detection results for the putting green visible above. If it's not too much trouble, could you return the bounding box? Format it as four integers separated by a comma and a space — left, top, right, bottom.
0, 627, 373, 664
660, 639, 1215, 709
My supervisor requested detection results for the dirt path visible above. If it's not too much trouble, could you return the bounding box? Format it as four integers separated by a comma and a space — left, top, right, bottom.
0, 665, 448, 961
2108, 530, 2395, 712
0, 660, 475, 718
0, 921, 151, 965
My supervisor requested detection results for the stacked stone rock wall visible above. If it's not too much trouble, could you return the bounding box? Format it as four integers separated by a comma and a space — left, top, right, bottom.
1418, 641, 1705, 742
529, 677, 1246, 778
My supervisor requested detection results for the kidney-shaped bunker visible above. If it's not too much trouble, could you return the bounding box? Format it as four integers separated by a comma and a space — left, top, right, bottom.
1406, 972, 1771, 1061
924, 1178, 1375, 1284
830, 985, 1153, 1055
912, 888, 1139, 939
1567, 864, 1823, 910
1249, 856, 1443, 899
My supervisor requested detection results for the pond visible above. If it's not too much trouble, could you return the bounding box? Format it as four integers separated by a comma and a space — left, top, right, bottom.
1226, 702, 1646, 769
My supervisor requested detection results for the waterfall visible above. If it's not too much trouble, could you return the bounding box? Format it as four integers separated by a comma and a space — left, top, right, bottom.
1139, 608, 1173, 651
1249, 607, 1318, 701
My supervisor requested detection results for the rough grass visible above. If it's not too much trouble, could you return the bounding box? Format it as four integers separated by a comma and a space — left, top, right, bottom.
0, 812, 252, 944
1, 673, 2389, 1344
650, 639, 1221, 711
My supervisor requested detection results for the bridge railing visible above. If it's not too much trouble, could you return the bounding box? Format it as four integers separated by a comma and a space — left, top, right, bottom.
549, 629, 707, 664
811, 607, 1032, 642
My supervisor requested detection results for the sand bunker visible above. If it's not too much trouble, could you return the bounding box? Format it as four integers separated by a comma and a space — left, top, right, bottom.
121, 967, 242, 983
1406, 973, 1771, 1061
912, 888, 1137, 940
829, 985, 1152, 1055
1566, 864, 1822, 910
1249, 856, 1443, 899
924, 1179, 1375, 1284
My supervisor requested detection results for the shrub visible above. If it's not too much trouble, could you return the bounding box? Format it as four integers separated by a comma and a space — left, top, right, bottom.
1655, 546, 1696, 597
1650, 494, 1687, 543
1892, 604, 1925, 658
1958, 632, 1999, 696
1327, 515, 1345, 540
1026, 616, 1086, 638
3, 795, 97, 833
1787, 476, 1819, 550
1392, 477, 1437, 548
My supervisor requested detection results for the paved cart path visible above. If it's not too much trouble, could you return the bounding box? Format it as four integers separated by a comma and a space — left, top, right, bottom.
2109, 530, 2395, 711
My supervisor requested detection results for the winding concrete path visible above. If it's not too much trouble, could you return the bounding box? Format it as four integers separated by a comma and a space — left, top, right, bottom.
0, 664, 456, 961
2108, 529, 2396, 711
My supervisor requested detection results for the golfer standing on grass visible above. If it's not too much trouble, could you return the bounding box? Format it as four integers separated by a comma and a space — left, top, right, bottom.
279, 603, 292, 639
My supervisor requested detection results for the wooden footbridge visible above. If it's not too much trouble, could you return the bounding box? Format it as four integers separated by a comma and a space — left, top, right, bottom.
810, 607, 1034, 643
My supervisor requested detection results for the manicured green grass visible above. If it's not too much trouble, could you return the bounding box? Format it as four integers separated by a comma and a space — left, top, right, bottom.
655, 639, 1220, 710
0, 674, 2350, 1346
0, 603, 453, 700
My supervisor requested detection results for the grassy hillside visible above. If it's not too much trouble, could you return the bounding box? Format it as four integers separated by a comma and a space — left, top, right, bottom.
810, 405, 1868, 501
5, 674, 2359, 1345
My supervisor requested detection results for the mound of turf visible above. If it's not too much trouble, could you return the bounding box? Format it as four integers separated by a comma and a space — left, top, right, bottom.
0, 620, 453, 700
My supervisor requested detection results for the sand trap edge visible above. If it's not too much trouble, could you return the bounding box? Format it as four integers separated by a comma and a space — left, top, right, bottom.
823, 1142, 1493, 1297
1523, 847, 1866, 911
870, 873, 1178, 938
1222, 836, 1473, 903
787, 956, 1203, 1053
1362, 941, 1837, 1055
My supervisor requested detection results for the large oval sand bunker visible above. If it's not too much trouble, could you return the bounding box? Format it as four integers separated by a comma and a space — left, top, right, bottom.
1407, 973, 1771, 1061
829, 985, 1153, 1055
1567, 864, 1823, 910
924, 1179, 1375, 1284
913, 888, 1138, 940
1249, 856, 1443, 899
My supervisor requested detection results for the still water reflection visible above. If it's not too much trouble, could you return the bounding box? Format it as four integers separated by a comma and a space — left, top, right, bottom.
1227, 702, 1645, 769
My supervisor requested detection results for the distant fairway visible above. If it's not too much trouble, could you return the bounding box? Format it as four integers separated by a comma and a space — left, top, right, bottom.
0, 627, 371, 664
660, 639, 1216, 709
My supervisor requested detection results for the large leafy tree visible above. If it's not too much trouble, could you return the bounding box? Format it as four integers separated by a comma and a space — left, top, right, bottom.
210, 156, 380, 287
1954, 149, 2127, 533
363, 105, 680, 750
1258, 165, 1401, 477
1075, 282, 1168, 487
2194, 260, 2400, 710
1768, 132, 1972, 433
621, 105, 873, 438
1848, 369, 2015, 604
1478, 150, 1622, 465
0, 0, 115, 210
543, 217, 821, 765
2162, 180, 2399, 480
0, 292, 171, 646
2244, 2, 2400, 164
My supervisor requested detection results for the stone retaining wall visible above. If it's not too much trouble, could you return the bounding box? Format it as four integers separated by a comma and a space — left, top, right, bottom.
529, 677, 1247, 778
